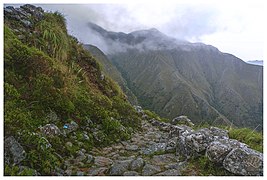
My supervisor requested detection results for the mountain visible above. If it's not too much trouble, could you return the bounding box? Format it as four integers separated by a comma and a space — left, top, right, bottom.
4, 5, 263, 176
83, 44, 138, 104
246, 60, 263, 66
86, 22, 263, 130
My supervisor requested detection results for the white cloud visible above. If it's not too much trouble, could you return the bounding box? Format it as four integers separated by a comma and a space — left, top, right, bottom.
29, 1, 265, 61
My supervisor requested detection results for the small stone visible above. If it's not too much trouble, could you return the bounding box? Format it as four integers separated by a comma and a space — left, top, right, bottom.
123, 171, 139, 176
126, 144, 139, 151
150, 154, 177, 166
76, 171, 84, 176
88, 167, 108, 176
130, 157, 145, 171
109, 160, 132, 175
86, 154, 94, 164
142, 164, 161, 176
156, 169, 181, 176
94, 156, 113, 167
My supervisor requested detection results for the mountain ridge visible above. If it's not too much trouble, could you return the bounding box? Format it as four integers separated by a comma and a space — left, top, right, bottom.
86, 22, 263, 130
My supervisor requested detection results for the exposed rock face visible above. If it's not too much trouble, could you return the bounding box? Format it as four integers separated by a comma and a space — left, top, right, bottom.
40, 124, 61, 137
149, 118, 263, 176
4, 136, 26, 165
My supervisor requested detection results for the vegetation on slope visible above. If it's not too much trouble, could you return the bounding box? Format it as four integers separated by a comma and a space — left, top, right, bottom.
4, 5, 141, 175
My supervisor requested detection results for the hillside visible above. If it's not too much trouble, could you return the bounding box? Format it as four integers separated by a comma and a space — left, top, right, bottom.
4, 4, 141, 175
86, 22, 263, 130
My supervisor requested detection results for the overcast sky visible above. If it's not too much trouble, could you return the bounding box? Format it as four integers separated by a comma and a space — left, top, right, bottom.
7, 1, 264, 61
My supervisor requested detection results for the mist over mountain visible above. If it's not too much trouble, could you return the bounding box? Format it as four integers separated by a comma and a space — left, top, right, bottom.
85, 22, 263, 130
246, 60, 263, 66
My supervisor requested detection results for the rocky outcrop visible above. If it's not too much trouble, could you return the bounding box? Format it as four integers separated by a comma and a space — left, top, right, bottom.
4, 136, 26, 165
149, 118, 263, 176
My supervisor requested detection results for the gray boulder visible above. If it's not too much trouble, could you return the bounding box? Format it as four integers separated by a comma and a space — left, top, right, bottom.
130, 157, 145, 171
206, 138, 249, 163
4, 136, 26, 165
142, 164, 161, 176
40, 124, 61, 137
223, 148, 263, 176
94, 156, 113, 167
109, 160, 132, 175
171, 115, 194, 126
206, 140, 233, 163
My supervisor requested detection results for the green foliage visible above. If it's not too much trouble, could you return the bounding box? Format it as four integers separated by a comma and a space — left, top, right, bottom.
4, 165, 36, 176
144, 109, 169, 122
34, 13, 69, 61
102, 118, 130, 143
20, 132, 61, 175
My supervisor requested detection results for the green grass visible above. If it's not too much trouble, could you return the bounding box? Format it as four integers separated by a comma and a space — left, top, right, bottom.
228, 127, 263, 152
181, 156, 234, 176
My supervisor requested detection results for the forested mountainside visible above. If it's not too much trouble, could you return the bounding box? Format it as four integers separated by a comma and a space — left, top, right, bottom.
86, 22, 263, 130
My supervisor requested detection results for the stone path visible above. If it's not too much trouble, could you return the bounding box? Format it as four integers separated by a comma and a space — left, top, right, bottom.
63, 120, 184, 176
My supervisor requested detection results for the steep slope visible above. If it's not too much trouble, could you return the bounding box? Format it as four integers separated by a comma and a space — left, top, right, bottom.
4, 5, 141, 175
86, 23, 263, 130
83, 44, 138, 105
